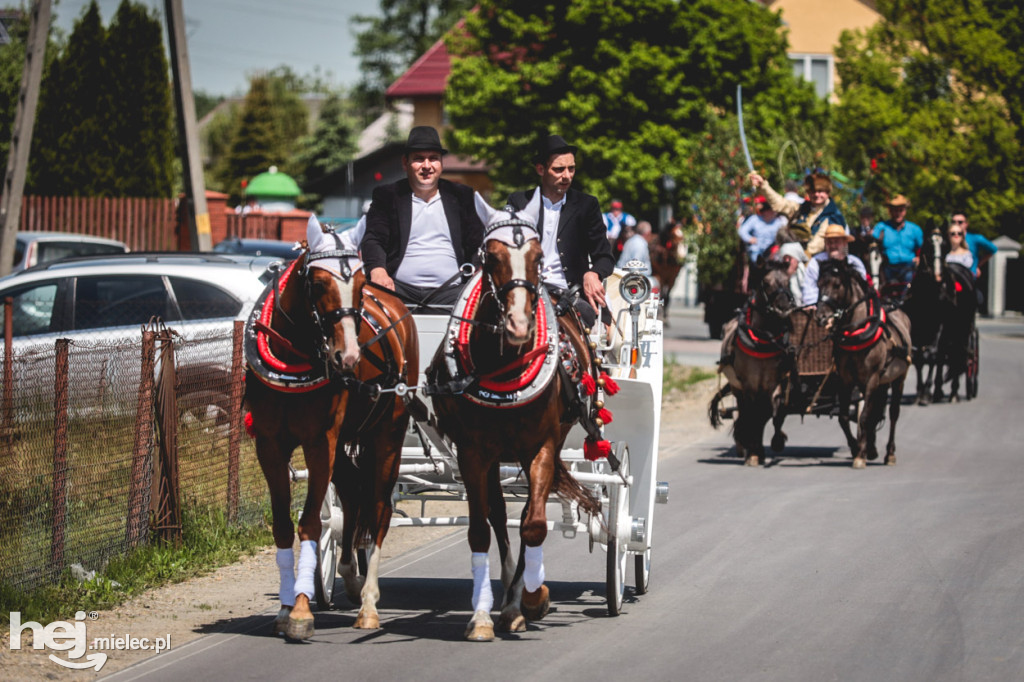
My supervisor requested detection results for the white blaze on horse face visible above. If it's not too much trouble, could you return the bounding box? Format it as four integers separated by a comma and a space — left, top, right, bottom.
932, 232, 943, 278
505, 243, 532, 344
336, 278, 360, 371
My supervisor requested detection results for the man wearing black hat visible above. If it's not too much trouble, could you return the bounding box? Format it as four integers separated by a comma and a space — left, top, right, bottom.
361, 125, 484, 307
505, 134, 615, 328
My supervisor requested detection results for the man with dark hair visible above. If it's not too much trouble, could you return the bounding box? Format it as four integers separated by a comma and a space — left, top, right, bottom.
361, 126, 484, 307
506, 134, 615, 328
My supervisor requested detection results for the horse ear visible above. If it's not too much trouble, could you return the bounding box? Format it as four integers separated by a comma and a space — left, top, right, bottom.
306, 215, 331, 253
474, 191, 499, 226
515, 188, 541, 228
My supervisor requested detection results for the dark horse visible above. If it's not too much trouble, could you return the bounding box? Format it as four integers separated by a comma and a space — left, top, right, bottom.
709, 261, 798, 466
815, 259, 911, 468
903, 230, 952, 405
427, 194, 602, 641
934, 262, 977, 401
650, 220, 687, 321
244, 220, 418, 639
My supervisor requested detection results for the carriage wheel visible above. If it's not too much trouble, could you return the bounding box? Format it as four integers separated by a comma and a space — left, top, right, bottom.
634, 548, 651, 595
606, 444, 630, 617
966, 328, 979, 400
313, 482, 342, 610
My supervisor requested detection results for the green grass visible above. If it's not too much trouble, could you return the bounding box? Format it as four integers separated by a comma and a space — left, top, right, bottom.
662, 358, 716, 397
0, 502, 272, 630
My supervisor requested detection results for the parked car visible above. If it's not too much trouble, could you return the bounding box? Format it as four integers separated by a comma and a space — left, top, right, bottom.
9, 231, 129, 273
0, 252, 278, 425
212, 237, 300, 261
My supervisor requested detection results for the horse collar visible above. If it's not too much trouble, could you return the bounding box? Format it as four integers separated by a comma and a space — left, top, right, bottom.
440, 271, 559, 407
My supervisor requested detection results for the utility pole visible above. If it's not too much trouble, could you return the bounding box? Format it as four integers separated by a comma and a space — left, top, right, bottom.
164, 0, 210, 251
0, 0, 52, 277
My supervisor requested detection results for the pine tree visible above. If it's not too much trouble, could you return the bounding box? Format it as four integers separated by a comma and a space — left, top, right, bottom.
215, 76, 283, 204
107, 0, 175, 197
294, 93, 357, 187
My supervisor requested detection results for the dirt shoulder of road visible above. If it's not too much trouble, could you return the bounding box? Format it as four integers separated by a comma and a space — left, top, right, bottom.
1, 376, 721, 680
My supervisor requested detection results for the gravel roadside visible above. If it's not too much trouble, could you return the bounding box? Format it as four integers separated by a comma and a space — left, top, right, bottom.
1, 377, 722, 680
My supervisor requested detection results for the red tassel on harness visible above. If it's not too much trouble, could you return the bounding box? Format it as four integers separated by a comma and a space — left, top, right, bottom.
581, 373, 596, 395
601, 373, 620, 396
584, 438, 612, 461
244, 411, 255, 438
596, 407, 613, 425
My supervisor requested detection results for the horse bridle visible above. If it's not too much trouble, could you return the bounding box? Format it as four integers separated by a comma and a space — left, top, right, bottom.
481, 213, 543, 316
756, 271, 795, 319
817, 260, 878, 332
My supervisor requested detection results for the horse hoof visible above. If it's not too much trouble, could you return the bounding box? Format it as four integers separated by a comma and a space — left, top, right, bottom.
744, 455, 760, 467
886, 455, 896, 466
950, 395, 959, 404
521, 585, 550, 621
852, 458, 866, 470
285, 617, 315, 641
770, 433, 787, 453
353, 609, 380, 630
496, 609, 526, 633
272, 607, 291, 636
465, 622, 495, 642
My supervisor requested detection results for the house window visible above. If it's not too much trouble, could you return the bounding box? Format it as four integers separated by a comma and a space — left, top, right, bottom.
790, 54, 833, 98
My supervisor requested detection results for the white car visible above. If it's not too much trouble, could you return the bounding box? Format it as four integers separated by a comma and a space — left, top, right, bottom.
0, 253, 279, 424
9, 231, 129, 273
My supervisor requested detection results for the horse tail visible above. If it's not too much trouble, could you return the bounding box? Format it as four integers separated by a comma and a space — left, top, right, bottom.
553, 456, 602, 518
709, 385, 731, 429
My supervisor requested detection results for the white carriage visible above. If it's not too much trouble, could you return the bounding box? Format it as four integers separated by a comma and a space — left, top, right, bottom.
308, 265, 668, 616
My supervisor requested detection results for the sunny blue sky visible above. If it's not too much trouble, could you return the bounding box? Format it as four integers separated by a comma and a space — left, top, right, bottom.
52, 0, 369, 96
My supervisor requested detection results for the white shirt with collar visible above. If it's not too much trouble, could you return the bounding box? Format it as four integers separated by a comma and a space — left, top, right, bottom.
540, 192, 569, 289
394, 191, 459, 287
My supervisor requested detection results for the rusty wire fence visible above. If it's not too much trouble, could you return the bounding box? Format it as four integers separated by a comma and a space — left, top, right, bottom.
0, 320, 269, 592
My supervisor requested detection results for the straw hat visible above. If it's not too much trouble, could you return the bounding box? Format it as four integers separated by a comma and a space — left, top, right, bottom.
821, 221, 854, 242
886, 194, 910, 207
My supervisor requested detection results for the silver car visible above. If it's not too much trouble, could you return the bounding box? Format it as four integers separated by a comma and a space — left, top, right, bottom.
9, 231, 129, 273
0, 253, 279, 424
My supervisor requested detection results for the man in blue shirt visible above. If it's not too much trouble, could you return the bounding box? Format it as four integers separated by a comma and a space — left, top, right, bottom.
738, 198, 786, 263
952, 211, 996, 278
872, 194, 923, 286
617, 220, 652, 275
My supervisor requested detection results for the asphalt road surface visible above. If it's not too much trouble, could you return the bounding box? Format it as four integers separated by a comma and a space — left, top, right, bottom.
104, 311, 1024, 682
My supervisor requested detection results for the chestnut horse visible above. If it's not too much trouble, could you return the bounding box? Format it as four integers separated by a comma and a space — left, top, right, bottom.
426, 193, 602, 641
650, 221, 686, 320
244, 219, 418, 639
815, 259, 911, 468
709, 261, 798, 466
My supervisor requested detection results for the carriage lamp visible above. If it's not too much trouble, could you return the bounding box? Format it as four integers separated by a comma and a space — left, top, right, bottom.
619, 265, 652, 307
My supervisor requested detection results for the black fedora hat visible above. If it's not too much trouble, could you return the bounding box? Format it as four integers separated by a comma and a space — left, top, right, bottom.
404, 126, 447, 154
533, 134, 577, 164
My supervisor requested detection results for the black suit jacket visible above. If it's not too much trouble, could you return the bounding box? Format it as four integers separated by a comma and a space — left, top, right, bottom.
361, 178, 484, 277
506, 187, 615, 286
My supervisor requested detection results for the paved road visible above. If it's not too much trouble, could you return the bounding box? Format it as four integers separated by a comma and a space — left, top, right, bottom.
105, 316, 1024, 682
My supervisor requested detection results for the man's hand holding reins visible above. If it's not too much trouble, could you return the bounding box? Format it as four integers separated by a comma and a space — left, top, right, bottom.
370, 267, 395, 291
583, 271, 606, 314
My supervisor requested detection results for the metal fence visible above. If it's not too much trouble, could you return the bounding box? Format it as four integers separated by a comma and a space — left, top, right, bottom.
0, 320, 268, 592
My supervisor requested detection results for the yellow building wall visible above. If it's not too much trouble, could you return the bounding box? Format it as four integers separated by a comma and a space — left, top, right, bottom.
769, 0, 879, 55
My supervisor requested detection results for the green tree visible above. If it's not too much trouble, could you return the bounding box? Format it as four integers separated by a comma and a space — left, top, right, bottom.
350, 0, 473, 122
31, 0, 115, 195
445, 0, 825, 221
832, 0, 1024, 238
107, 0, 175, 197
214, 76, 284, 204
294, 93, 358, 189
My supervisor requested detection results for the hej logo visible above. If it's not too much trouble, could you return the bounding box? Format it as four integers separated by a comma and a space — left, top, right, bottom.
8, 610, 108, 671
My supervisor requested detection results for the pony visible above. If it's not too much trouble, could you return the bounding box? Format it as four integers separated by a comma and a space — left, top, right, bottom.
814, 259, 911, 468
244, 219, 418, 640
709, 261, 798, 466
426, 192, 603, 641
903, 229, 951, 405
650, 220, 687, 321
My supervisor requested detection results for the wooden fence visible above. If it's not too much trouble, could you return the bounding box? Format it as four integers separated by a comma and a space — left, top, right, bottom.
19, 196, 179, 252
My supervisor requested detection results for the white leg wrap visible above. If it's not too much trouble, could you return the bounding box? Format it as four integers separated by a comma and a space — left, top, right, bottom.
523, 545, 544, 593
276, 547, 296, 607
471, 552, 493, 614
293, 540, 318, 600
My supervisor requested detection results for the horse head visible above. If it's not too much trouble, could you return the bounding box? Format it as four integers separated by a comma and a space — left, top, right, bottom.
474, 192, 544, 346
660, 222, 687, 263
756, 259, 797, 319
917, 229, 948, 283
304, 217, 365, 372
814, 258, 860, 327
